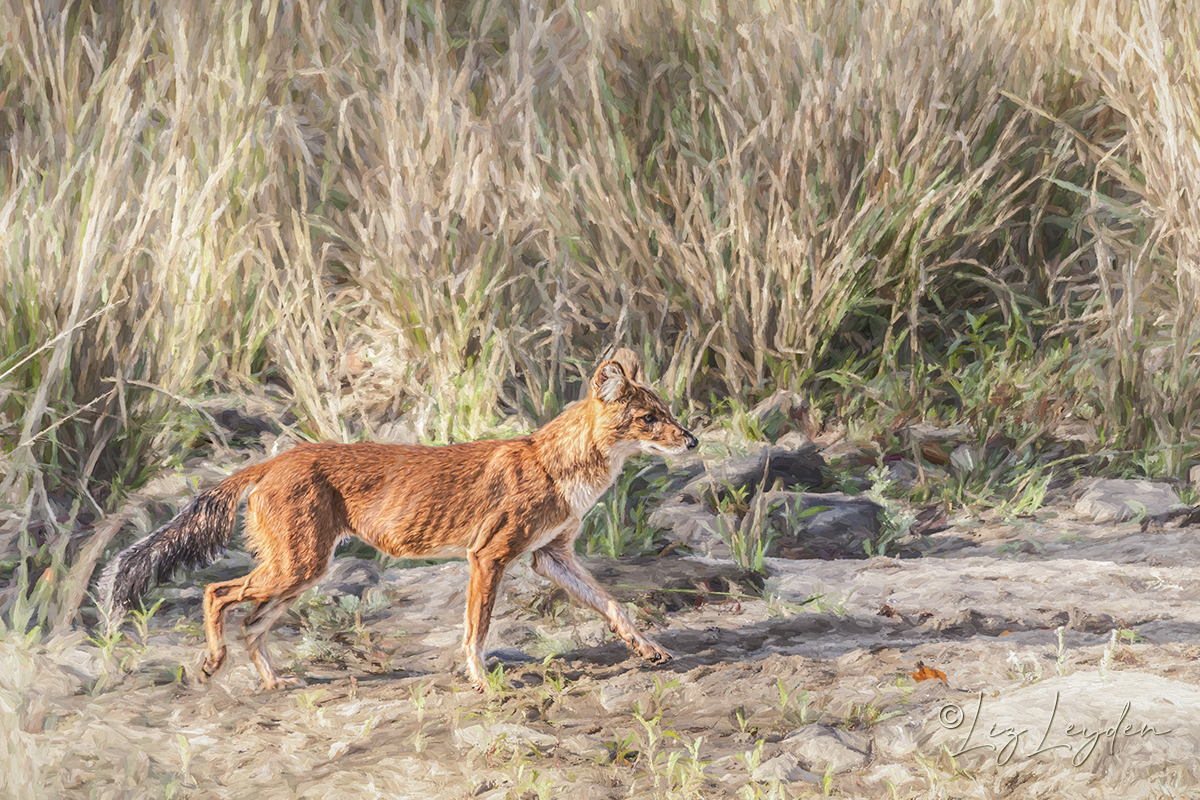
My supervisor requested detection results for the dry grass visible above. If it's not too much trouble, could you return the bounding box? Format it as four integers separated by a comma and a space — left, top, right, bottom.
1, 0, 1199, 630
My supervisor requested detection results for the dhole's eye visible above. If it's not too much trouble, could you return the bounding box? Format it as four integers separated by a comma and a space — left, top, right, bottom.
643, 415, 659, 426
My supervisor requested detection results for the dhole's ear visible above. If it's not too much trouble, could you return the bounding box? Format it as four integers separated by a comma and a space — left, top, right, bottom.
591, 360, 629, 403
611, 348, 644, 385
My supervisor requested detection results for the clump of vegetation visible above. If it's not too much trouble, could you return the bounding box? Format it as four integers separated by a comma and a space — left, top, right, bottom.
2, 0, 1198, 635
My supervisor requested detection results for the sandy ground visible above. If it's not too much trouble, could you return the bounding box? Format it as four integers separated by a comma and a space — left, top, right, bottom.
8, 502, 1200, 799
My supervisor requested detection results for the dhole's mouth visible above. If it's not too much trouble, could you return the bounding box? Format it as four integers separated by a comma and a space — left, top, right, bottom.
641, 438, 697, 456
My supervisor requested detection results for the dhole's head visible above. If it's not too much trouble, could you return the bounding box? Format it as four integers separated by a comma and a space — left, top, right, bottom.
590, 349, 698, 456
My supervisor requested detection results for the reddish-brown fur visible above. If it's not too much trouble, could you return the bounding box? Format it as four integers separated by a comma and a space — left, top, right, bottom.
106, 349, 696, 691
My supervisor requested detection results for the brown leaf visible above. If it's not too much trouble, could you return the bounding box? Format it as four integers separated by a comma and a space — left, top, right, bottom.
911, 504, 950, 535
921, 441, 951, 466
912, 661, 948, 682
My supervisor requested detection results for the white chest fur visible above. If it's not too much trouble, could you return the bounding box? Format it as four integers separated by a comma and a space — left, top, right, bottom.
560, 444, 636, 518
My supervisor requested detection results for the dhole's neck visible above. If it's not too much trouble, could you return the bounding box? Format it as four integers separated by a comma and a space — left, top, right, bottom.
532, 400, 632, 516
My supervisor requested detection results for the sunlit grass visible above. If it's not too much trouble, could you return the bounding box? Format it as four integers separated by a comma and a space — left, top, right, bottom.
1, 0, 1198, 635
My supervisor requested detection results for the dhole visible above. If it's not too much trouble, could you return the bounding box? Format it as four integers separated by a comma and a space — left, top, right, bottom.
98, 349, 697, 691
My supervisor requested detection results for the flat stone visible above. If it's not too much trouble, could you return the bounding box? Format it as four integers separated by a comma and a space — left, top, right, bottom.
861, 764, 915, 789
783, 724, 870, 774
949, 444, 979, 476
741, 491, 883, 560
775, 431, 812, 450
751, 753, 820, 783
872, 717, 923, 760
1074, 479, 1181, 523
885, 458, 922, 487
453, 722, 558, 750
485, 647, 534, 665
648, 502, 734, 558
318, 557, 382, 597
580, 556, 764, 612
597, 673, 656, 712
680, 444, 826, 506
749, 389, 813, 442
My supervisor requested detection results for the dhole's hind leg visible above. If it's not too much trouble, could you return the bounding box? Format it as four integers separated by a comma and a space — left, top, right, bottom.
219, 484, 339, 690
201, 566, 303, 685
242, 585, 313, 690
201, 568, 322, 690
201, 571, 269, 680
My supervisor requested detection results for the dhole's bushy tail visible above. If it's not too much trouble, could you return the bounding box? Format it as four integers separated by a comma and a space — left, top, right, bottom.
97, 465, 265, 625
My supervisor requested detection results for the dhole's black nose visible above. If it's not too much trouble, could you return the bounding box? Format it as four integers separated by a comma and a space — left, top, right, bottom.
685, 432, 698, 450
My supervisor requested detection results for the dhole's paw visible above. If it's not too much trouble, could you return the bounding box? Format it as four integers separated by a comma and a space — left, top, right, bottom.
260, 675, 304, 692
460, 661, 489, 693
632, 637, 672, 664
199, 646, 227, 681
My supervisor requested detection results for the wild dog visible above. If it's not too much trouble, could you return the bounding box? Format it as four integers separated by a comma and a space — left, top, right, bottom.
98, 349, 698, 691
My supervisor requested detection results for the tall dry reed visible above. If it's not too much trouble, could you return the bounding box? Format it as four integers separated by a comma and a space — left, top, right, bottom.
1, 0, 1197, 627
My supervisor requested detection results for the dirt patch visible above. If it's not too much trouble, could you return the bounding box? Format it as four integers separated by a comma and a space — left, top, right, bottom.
7, 502, 1200, 799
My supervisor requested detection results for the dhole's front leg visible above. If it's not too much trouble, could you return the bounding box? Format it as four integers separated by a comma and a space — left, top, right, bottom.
531, 542, 672, 664
463, 549, 509, 691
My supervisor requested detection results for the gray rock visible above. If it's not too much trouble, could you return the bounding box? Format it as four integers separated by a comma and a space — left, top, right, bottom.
580, 556, 765, 612
776, 431, 812, 450
680, 444, 826, 506
751, 753, 820, 783
648, 502, 735, 558
749, 389, 813, 442
58, 647, 103, 685
597, 673, 656, 712
453, 722, 558, 750
485, 646, 535, 665
192, 548, 256, 583
949, 444, 979, 476
885, 459, 922, 487
622, 459, 706, 506
784, 724, 870, 774
318, 557, 382, 597
559, 733, 604, 760
741, 491, 883, 559
872, 717, 922, 760
861, 764, 916, 790
1074, 479, 1182, 523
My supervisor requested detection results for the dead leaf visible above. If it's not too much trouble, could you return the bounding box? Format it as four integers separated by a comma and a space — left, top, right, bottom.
911, 504, 950, 535
912, 661, 947, 682
921, 441, 951, 466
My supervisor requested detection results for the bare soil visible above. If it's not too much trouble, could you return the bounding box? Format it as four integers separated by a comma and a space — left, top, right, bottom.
16, 501, 1200, 799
